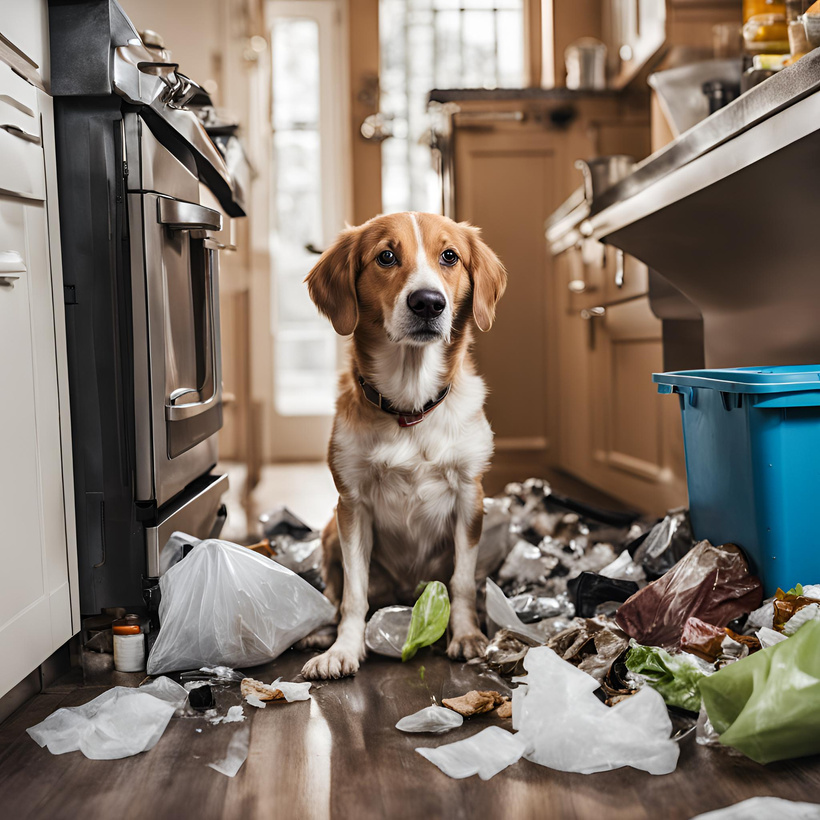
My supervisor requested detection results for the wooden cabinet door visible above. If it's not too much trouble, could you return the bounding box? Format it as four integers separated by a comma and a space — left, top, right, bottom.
590, 298, 688, 514
0, 194, 74, 698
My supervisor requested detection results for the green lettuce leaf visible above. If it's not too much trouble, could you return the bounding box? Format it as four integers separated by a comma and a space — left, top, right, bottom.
401, 581, 450, 662
625, 641, 712, 712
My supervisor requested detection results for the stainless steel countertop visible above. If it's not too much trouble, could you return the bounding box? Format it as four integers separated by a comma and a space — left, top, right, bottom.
587, 50, 820, 234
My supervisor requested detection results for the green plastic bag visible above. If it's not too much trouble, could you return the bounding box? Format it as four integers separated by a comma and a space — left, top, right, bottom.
699, 618, 820, 764
625, 641, 711, 712
401, 581, 450, 662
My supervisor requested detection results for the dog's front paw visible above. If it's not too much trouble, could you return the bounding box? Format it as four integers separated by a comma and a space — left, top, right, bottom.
301, 645, 363, 680
447, 631, 488, 661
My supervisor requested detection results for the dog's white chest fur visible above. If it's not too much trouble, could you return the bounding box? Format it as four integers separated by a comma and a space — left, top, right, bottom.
333, 372, 493, 578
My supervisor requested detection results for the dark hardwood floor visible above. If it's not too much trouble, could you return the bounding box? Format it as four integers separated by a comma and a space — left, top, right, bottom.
1, 648, 819, 820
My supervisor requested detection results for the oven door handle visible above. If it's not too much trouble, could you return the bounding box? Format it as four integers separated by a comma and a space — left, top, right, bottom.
165, 239, 222, 422
158, 197, 222, 231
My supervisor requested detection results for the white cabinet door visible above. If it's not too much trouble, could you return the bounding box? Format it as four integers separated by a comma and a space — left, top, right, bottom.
0, 194, 73, 697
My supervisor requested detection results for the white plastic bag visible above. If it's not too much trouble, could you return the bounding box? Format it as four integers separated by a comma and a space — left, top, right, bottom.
416, 726, 526, 780
147, 539, 335, 675
27, 677, 187, 760
512, 646, 679, 775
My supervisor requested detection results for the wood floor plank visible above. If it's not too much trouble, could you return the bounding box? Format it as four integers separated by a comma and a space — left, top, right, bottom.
1, 650, 820, 820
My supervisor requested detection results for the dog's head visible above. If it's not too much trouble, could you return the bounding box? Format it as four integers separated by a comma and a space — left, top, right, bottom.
306, 212, 507, 343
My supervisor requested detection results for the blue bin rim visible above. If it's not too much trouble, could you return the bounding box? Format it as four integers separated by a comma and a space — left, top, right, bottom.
653, 365, 820, 394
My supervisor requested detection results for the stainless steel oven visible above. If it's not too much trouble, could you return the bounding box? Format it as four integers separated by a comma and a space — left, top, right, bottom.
49, 0, 245, 614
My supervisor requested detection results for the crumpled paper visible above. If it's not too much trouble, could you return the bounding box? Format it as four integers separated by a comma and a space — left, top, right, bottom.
416, 726, 526, 780
27, 677, 187, 760
208, 725, 250, 777
547, 618, 629, 685
512, 646, 679, 775
396, 705, 463, 734
615, 541, 763, 649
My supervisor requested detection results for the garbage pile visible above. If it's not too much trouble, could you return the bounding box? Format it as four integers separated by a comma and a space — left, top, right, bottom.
380, 478, 820, 783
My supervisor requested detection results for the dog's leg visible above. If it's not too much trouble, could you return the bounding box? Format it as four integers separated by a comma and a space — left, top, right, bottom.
302, 500, 372, 679
447, 498, 487, 661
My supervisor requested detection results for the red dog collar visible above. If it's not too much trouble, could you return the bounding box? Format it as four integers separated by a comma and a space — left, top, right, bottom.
356, 375, 451, 427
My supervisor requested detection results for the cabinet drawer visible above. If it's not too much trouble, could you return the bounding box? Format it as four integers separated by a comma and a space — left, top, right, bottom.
0, 0, 49, 76
0, 117, 44, 200
0, 61, 38, 127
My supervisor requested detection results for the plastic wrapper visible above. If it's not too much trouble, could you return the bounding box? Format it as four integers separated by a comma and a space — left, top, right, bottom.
485, 579, 544, 644
690, 797, 820, 819
396, 705, 463, 734
27, 677, 187, 760
599, 549, 646, 584
401, 581, 450, 661
632, 510, 694, 577
365, 606, 412, 658
615, 541, 763, 649
415, 725, 526, 780
625, 641, 712, 712
680, 617, 761, 662
512, 646, 679, 775
773, 586, 820, 633
258, 506, 323, 585
567, 572, 639, 618
208, 725, 250, 777
743, 598, 774, 633
700, 618, 820, 764
547, 618, 629, 685
756, 626, 787, 648
496, 540, 559, 586
509, 592, 573, 623
475, 497, 516, 579
147, 539, 336, 674
484, 628, 540, 676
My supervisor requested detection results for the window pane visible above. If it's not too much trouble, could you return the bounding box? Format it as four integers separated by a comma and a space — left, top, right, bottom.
271, 17, 336, 416
380, 0, 524, 214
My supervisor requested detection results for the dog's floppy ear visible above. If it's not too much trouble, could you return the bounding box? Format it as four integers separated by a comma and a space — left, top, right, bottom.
305, 227, 360, 336
461, 224, 507, 332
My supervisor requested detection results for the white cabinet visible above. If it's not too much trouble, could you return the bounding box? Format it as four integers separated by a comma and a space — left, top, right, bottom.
0, 7, 79, 698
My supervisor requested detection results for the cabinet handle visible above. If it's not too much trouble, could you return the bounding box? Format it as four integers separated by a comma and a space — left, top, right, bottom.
580, 306, 606, 320
0, 250, 25, 282
614, 248, 625, 288
0, 123, 41, 145
568, 279, 587, 293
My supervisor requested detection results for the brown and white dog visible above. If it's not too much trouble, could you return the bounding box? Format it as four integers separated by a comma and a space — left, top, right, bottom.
301, 212, 506, 680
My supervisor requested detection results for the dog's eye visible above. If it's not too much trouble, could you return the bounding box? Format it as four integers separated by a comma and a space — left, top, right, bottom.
376, 250, 397, 267
440, 249, 458, 267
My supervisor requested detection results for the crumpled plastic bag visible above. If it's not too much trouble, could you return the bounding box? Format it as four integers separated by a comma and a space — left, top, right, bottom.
257, 506, 323, 586
396, 705, 463, 734
512, 646, 679, 775
475, 497, 516, 579
567, 572, 639, 618
615, 541, 763, 649
496, 540, 559, 586
485, 579, 543, 644
402, 581, 450, 662
147, 539, 336, 674
680, 616, 760, 662
625, 641, 712, 712
690, 797, 820, 819
508, 592, 573, 623
599, 550, 646, 584
365, 606, 412, 658
632, 509, 694, 577
699, 618, 820, 764
27, 677, 187, 759
416, 726, 526, 780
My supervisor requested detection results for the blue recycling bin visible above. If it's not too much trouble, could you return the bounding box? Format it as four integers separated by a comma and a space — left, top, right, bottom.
654, 365, 820, 594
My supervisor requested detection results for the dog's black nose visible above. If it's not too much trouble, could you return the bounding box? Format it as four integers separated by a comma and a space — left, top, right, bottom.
407, 289, 446, 319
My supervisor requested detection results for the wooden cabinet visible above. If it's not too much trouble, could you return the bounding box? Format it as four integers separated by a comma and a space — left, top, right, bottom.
553, 243, 687, 514
0, 6, 79, 699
